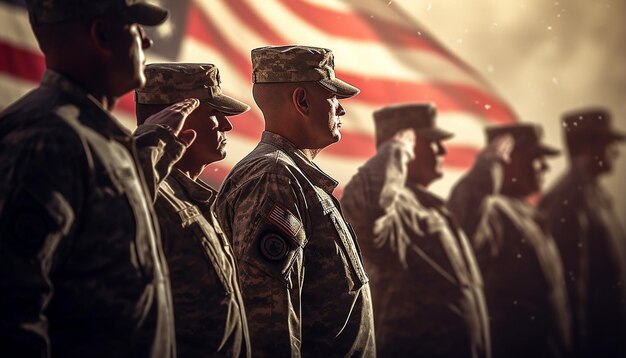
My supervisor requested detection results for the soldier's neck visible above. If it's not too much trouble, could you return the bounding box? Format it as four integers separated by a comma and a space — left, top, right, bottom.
174, 160, 205, 181
301, 148, 322, 160
570, 156, 602, 182
47, 64, 118, 111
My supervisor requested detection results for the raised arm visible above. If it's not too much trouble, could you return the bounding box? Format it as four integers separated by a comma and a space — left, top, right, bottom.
133, 98, 199, 200
449, 134, 514, 240
341, 129, 416, 225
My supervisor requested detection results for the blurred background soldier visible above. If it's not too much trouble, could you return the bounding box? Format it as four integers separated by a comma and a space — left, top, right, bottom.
0, 1, 196, 356
215, 45, 375, 357
341, 103, 491, 358
449, 124, 572, 358
540, 108, 626, 357
135, 63, 251, 358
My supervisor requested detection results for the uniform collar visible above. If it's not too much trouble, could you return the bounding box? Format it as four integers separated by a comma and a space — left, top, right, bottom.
407, 182, 446, 208
260, 131, 338, 194
41, 69, 132, 139
170, 168, 216, 206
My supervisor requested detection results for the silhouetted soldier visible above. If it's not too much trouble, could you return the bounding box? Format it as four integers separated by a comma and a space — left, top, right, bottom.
0, 1, 195, 356
449, 124, 572, 358
341, 103, 491, 358
540, 108, 626, 357
215, 45, 375, 357
135, 63, 252, 358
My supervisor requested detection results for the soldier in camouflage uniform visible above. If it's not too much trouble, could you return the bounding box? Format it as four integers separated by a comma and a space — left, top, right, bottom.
341, 104, 491, 358
449, 124, 572, 358
0, 1, 193, 356
215, 46, 376, 357
135, 63, 252, 358
540, 108, 626, 357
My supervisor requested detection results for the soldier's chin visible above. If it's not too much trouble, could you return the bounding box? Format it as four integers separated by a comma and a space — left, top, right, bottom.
217, 147, 228, 160
134, 69, 147, 89
331, 129, 342, 142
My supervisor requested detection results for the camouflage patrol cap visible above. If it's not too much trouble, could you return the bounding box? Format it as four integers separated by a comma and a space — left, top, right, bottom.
373, 103, 453, 146
486, 123, 560, 157
136, 63, 250, 116
251, 45, 360, 99
562, 107, 625, 148
26, 0, 168, 27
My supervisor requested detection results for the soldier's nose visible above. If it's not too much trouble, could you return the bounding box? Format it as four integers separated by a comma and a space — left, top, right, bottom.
337, 103, 346, 117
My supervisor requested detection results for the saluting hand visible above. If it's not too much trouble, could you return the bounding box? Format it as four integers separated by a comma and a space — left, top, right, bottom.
143, 98, 200, 146
392, 128, 417, 159
482, 134, 515, 163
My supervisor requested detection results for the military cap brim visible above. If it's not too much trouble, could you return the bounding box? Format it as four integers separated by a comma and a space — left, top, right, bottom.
486, 123, 560, 157
319, 78, 360, 99
609, 131, 626, 142
418, 127, 454, 141
534, 143, 560, 157
125, 2, 168, 26
207, 94, 250, 116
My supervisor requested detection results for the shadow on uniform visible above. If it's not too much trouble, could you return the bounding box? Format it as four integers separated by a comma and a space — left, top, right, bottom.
540, 108, 626, 357
341, 103, 491, 357
449, 124, 573, 358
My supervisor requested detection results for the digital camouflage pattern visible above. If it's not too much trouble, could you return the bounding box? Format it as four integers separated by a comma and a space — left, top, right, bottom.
136, 63, 249, 116
449, 155, 572, 358
251, 45, 360, 99
341, 139, 491, 358
155, 169, 250, 358
25, 0, 168, 26
0, 70, 177, 357
215, 131, 375, 358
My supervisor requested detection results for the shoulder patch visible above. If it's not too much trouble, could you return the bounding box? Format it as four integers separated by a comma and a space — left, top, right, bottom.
266, 202, 302, 237
259, 233, 290, 261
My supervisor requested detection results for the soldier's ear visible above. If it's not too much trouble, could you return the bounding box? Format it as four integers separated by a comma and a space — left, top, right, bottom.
90, 19, 113, 57
292, 86, 309, 117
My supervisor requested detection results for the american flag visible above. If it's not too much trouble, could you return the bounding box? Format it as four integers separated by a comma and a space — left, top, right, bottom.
0, 0, 517, 197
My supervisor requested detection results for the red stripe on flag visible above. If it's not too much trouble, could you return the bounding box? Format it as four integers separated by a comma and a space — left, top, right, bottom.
222, 1, 284, 45
0, 39, 479, 168
186, 2, 515, 124
274, 0, 511, 110
277, 0, 450, 55
0, 41, 45, 83
345, 77, 517, 124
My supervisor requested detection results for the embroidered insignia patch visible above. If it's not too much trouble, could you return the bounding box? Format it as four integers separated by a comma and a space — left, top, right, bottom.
267, 203, 302, 237
259, 233, 289, 261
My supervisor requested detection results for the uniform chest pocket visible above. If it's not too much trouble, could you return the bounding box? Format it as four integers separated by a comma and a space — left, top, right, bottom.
183, 209, 233, 295
328, 211, 369, 288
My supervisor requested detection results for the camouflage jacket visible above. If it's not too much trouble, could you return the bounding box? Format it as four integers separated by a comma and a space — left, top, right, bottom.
341, 140, 491, 358
0, 70, 179, 357
155, 169, 250, 358
539, 169, 626, 356
215, 131, 376, 358
449, 156, 572, 358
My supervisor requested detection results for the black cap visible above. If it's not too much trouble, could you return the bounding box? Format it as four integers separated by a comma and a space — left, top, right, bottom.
27, 0, 169, 26
373, 103, 453, 147
486, 123, 560, 157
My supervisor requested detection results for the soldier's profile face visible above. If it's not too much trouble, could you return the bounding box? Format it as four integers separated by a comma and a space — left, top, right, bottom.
182, 103, 233, 169
588, 141, 619, 175
105, 19, 152, 96
407, 138, 446, 186
306, 84, 346, 148
505, 150, 548, 196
